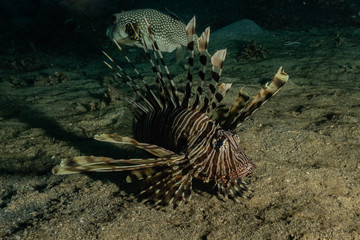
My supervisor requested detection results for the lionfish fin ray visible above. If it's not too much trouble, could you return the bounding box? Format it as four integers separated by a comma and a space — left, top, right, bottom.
217, 179, 252, 203
200, 49, 227, 113
219, 88, 250, 129
94, 134, 180, 157
135, 28, 167, 107
102, 51, 146, 104
181, 16, 196, 108
191, 26, 210, 110
52, 154, 186, 175
228, 67, 288, 130
209, 83, 232, 121
104, 43, 162, 110
144, 18, 180, 107
140, 164, 193, 206
126, 168, 155, 183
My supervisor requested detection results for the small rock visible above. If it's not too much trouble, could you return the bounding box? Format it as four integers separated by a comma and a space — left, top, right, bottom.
211, 19, 266, 47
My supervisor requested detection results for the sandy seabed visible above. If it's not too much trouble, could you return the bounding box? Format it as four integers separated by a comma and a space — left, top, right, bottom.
0, 23, 359, 240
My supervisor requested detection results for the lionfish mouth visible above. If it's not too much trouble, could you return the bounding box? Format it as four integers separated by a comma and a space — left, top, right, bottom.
230, 163, 256, 180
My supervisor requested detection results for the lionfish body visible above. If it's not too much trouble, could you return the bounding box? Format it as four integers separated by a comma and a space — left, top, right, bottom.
135, 108, 254, 182
53, 16, 289, 206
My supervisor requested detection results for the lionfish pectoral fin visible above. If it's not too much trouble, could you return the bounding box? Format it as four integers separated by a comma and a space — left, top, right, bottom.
52, 153, 186, 175
139, 165, 194, 206
126, 168, 155, 183
94, 133, 178, 157
218, 179, 253, 203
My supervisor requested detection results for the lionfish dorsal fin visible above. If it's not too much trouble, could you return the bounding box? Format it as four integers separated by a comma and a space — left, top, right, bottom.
132, 17, 173, 108
208, 82, 233, 122
191, 26, 210, 110
113, 39, 166, 110
211, 48, 227, 71
218, 88, 250, 128
102, 47, 159, 112
200, 49, 227, 113
228, 67, 289, 130
181, 16, 196, 109
136, 30, 167, 107
144, 18, 180, 107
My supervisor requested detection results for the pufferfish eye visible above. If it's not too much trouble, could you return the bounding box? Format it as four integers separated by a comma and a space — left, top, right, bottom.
124, 23, 138, 40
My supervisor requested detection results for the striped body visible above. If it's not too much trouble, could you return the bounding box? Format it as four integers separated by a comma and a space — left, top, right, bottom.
53, 16, 288, 206
135, 107, 254, 185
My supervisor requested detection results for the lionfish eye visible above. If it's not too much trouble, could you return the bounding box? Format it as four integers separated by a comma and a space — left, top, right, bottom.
213, 136, 228, 151
215, 138, 223, 148
124, 23, 138, 40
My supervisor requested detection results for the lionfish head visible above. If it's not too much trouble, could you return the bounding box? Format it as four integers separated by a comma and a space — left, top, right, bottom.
211, 130, 255, 183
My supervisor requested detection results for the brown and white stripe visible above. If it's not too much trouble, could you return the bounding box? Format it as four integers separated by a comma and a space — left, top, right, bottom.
53, 15, 289, 207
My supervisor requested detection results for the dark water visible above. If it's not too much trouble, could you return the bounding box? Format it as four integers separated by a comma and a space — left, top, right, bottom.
1, 1, 359, 239
0, 0, 358, 57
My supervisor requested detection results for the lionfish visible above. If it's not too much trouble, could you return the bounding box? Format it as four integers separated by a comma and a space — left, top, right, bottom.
53, 16, 289, 206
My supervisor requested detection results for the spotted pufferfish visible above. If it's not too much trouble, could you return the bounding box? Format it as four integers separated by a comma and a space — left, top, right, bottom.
53, 15, 289, 206
106, 8, 195, 61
